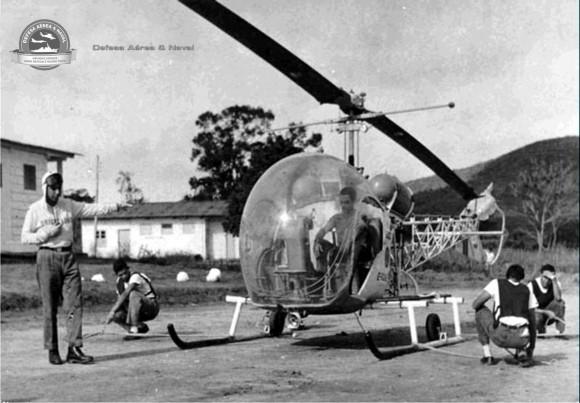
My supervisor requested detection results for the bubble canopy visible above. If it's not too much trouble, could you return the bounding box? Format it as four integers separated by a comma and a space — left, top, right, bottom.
240, 153, 383, 308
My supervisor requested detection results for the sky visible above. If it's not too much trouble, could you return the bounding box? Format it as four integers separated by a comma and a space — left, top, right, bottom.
1, 0, 578, 203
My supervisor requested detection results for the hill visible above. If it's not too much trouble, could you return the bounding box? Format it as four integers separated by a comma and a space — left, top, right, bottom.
409, 136, 579, 247
406, 161, 487, 194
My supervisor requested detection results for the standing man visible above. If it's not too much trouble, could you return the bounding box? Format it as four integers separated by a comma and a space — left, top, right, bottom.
472, 264, 538, 367
105, 258, 159, 334
528, 264, 566, 334
21, 171, 128, 365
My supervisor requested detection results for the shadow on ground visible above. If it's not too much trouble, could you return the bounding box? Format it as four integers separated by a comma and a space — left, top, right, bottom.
294, 321, 478, 350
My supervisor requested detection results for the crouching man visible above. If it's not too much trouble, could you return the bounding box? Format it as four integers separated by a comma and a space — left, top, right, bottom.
529, 264, 566, 334
105, 258, 160, 334
472, 264, 537, 367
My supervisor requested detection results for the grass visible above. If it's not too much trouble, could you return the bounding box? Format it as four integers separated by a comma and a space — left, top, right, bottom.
415, 246, 579, 289
2, 247, 577, 312
1, 258, 247, 312
498, 246, 579, 274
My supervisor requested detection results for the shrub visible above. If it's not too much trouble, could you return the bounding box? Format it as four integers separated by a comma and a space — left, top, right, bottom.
496, 246, 579, 274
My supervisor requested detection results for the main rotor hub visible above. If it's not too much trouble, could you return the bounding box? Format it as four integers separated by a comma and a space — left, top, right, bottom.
350, 91, 366, 109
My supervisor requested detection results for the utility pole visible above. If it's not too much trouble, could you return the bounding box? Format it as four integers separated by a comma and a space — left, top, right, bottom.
92, 155, 100, 257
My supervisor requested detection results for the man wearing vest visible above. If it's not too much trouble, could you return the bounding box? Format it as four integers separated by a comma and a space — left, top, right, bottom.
528, 264, 565, 334
472, 264, 538, 367
106, 258, 160, 334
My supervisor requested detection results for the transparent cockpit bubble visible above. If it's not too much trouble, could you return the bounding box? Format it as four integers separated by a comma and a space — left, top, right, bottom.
240, 153, 383, 307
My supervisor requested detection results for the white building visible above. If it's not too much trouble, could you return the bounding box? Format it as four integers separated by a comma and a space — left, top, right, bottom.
1, 139, 76, 254
80, 201, 239, 260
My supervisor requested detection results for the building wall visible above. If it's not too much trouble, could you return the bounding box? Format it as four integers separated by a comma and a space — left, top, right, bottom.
1, 146, 46, 253
81, 218, 208, 259
81, 217, 240, 260
208, 219, 239, 260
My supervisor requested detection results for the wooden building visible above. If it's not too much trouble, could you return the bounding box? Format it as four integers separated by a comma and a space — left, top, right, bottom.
1, 139, 76, 254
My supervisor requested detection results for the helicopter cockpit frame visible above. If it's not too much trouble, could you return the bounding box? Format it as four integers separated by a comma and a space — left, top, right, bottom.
240, 153, 392, 313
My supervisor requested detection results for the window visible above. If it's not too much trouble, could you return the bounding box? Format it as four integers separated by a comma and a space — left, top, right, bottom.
95, 230, 107, 247
140, 224, 153, 236
182, 223, 197, 234
161, 223, 173, 235
24, 164, 36, 190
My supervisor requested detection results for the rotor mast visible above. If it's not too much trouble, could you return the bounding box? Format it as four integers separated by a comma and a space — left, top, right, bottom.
337, 119, 367, 170
338, 91, 367, 170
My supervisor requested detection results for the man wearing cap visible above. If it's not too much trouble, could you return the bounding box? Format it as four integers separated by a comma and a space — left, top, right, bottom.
105, 258, 159, 334
21, 171, 129, 365
528, 264, 566, 334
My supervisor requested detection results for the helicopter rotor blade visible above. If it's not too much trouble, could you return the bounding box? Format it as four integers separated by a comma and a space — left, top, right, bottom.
179, 0, 363, 115
180, 0, 479, 200
363, 114, 478, 200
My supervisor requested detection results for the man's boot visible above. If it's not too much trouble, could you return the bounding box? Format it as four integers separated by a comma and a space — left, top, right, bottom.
66, 346, 94, 364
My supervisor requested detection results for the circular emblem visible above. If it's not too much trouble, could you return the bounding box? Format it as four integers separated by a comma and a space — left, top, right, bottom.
15, 19, 74, 70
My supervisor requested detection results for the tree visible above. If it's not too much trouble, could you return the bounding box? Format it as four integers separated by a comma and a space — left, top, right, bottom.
509, 158, 578, 254
188, 105, 275, 200
188, 105, 322, 235
116, 171, 144, 204
224, 125, 322, 235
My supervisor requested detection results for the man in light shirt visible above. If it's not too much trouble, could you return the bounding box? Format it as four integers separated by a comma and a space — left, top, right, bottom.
21, 171, 129, 365
472, 264, 538, 367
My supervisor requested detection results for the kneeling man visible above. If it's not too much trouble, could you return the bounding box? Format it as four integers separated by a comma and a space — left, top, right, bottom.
472, 264, 537, 367
106, 258, 160, 334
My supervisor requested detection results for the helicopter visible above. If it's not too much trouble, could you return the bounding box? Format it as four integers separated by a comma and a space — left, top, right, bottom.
168, 0, 506, 356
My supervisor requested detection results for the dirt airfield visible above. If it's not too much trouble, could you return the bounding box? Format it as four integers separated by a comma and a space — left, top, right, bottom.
1, 288, 578, 402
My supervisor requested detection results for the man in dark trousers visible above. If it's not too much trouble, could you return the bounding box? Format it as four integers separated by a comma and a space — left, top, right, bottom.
105, 258, 160, 334
472, 264, 538, 367
528, 264, 566, 334
21, 171, 128, 365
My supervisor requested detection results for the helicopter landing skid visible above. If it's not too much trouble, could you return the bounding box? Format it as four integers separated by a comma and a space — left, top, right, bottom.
364, 296, 467, 360
167, 324, 266, 349
168, 296, 266, 350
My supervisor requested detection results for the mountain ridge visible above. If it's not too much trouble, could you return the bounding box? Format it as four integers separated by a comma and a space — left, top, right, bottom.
409, 135, 579, 247
406, 135, 579, 194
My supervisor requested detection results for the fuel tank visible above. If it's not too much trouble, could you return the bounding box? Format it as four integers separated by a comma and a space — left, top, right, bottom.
368, 173, 414, 219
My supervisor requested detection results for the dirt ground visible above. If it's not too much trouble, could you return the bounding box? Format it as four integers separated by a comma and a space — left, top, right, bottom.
1, 288, 578, 402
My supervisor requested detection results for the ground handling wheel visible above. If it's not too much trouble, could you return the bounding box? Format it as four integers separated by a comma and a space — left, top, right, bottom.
425, 313, 441, 341
287, 311, 303, 330
263, 309, 287, 337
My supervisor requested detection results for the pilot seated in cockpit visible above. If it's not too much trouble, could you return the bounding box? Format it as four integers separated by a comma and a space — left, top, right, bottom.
313, 186, 372, 292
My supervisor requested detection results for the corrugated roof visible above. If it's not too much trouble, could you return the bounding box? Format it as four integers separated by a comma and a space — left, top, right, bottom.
83, 200, 229, 220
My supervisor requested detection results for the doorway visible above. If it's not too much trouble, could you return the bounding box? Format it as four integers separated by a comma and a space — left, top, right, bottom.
118, 229, 131, 257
